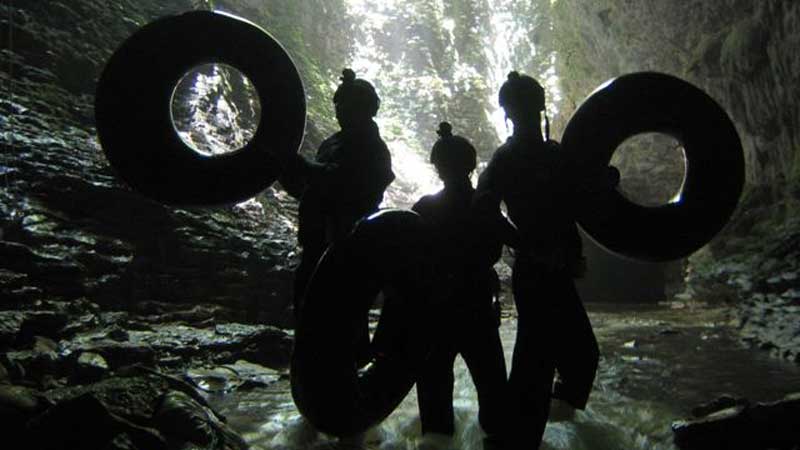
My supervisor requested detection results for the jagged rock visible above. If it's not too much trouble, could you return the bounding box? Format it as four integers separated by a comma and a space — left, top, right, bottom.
29, 392, 168, 450
747, 393, 800, 446
32, 335, 58, 353
2, 305, 292, 386
106, 326, 130, 342
672, 405, 750, 449
4, 342, 62, 385
186, 360, 282, 393
674, 393, 800, 449
25, 369, 247, 450
0, 311, 24, 348
0, 384, 51, 431
0, 308, 91, 351
691, 394, 750, 418
152, 390, 247, 449
225, 359, 283, 388
72, 351, 110, 384
105, 433, 139, 450
133, 302, 241, 326
17, 311, 69, 343
62, 322, 292, 371
153, 391, 216, 446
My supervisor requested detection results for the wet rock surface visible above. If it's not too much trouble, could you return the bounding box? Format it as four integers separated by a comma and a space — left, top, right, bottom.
0, 301, 293, 381
681, 216, 800, 364
0, 299, 292, 450
22, 369, 249, 450
673, 392, 800, 450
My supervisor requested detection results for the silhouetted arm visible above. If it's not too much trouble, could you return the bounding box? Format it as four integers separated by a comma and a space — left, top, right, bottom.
278, 153, 330, 199
473, 153, 520, 249
319, 139, 394, 209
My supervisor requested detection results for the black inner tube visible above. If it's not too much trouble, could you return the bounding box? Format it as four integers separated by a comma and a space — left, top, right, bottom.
95, 11, 306, 206
291, 209, 433, 437
561, 72, 744, 262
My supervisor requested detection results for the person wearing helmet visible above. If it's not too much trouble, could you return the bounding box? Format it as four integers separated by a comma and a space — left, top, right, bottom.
286, 68, 395, 320
413, 122, 508, 450
473, 72, 599, 448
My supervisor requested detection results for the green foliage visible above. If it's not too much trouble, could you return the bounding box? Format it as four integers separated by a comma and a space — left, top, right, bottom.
214, 0, 353, 145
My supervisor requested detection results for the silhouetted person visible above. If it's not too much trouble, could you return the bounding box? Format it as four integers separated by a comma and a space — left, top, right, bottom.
413, 122, 508, 450
286, 69, 395, 320
473, 72, 599, 448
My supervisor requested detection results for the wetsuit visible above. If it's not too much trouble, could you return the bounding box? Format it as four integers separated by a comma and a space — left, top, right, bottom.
293, 120, 394, 318
412, 180, 507, 440
474, 136, 599, 448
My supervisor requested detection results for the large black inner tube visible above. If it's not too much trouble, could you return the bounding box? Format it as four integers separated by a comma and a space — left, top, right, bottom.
561, 72, 744, 262
95, 11, 306, 206
290, 209, 432, 437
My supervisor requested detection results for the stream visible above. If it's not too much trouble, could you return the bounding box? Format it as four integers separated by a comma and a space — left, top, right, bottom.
205, 302, 800, 450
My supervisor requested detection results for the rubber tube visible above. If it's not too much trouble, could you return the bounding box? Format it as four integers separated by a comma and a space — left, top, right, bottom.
95, 11, 305, 206
561, 72, 744, 262
290, 209, 433, 437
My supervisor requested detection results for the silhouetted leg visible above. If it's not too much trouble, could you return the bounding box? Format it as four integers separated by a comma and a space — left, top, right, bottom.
507, 322, 555, 448
508, 261, 558, 449
552, 280, 599, 410
417, 344, 459, 435
460, 310, 508, 441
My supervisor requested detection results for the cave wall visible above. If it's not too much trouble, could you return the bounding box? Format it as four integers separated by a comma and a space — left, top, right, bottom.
549, 0, 800, 257
547, 0, 800, 272
547, 0, 800, 356
0, 0, 352, 322
551, 0, 800, 199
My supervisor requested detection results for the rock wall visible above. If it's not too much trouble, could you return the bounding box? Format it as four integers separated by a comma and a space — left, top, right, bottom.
548, 0, 800, 358
0, 0, 352, 323
551, 0, 800, 195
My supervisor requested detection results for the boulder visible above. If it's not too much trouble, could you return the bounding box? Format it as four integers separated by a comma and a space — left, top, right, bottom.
674, 392, 800, 449
21, 369, 249, 450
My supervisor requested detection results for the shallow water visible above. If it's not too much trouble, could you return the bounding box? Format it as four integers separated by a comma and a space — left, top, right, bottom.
207, 303, 800, 450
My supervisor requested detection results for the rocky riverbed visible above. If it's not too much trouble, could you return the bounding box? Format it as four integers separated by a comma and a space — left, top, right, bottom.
0, 298, 293, 449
